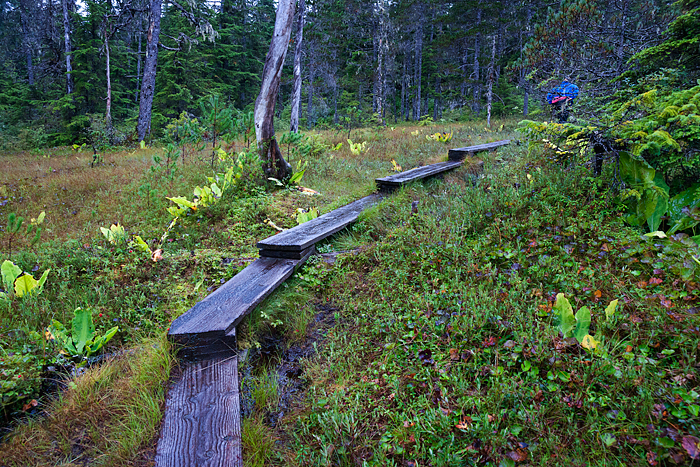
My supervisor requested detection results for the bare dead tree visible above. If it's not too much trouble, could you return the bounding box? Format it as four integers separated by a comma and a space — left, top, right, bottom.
254, 0, 295, 180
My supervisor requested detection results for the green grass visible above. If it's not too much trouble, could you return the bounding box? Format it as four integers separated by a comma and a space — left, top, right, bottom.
261, 145, 700, 466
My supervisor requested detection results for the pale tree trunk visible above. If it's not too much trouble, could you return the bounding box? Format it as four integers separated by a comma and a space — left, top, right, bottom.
433, 75, 441, 121
105, 30, 114, 144
413, 7, 423, 121
135, 28, 141, 102
400, 52, 407, 120
306, 42, 315, 127
19, 0, 34, 86
61, 0, 73, 94
521, 4, 532, 116
254, 0, 295, 180
486, 35, 496, 127
472, 7, 482, 114
290, 0, 305, 133
617, 0, 628, 72
374, 0, 389, 126
461, 38, 468, 100
137, 0, 163, 141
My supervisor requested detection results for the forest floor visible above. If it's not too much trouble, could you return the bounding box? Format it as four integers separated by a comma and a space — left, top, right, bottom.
0, 119, 698, 466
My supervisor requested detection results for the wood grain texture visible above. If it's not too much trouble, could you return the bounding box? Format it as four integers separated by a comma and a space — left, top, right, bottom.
169, 253, 311, 342
448, 140, 510, 161
375, 160, 463, 189
155, 357, 242, 467
257, 195, 379, 251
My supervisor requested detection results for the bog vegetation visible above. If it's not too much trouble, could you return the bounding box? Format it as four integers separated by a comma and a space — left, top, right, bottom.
0, 0, 699, 465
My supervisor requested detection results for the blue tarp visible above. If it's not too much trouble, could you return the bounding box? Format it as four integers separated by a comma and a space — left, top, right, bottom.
546, 81, 579, 104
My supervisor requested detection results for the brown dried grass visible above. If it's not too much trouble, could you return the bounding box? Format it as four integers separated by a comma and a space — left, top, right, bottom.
0, 336, 173, 467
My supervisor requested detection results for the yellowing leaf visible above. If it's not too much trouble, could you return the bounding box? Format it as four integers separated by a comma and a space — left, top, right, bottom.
14, 274, 38, 298
605, 299, 619, 320
644, 231, 667, 238
580, 334, 600, 350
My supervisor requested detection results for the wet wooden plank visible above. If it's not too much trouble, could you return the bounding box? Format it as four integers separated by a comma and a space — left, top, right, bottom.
259, 245, 315, 259
169, 251, 312, 353
257, 195, 379, 252
155, 357, 242, 467
375, 160, 463, 190
448, 140, 510, 161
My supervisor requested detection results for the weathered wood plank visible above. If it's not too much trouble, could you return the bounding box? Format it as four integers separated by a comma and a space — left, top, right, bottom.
375, 160, 463, 190
258, 245, 315, 259
155, 357, 242, 467
169, 250, 312, 354
448, 140, 510, 161
257, 194, 379, 252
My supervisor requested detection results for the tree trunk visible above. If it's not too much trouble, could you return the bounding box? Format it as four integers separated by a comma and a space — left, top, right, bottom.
413, 9, 423, 121
61, 0, 73, 94
375, 0, 388, 126
19, 0, 34, 86
400, 52, 407, 121
333, 84, 338, 125
254, 0, 295, 180
433, 75, 441, 121
486, 35, 496, 127
306, 42, 315, 127
472, 7, 482, 114
461, 39, 468, 100
136, 0, 163, 142
135, 28, 142, 102
617, 0, 629, 72
290, 0, 305, 133
105, 31, 114, 143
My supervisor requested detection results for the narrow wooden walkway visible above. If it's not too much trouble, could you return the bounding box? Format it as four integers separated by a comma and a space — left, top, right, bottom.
168, 251, 313, 360
157, 140, 510, 466
155, 357, 241, 466
257, 194, 379, 255
448, 140, 510, 161
376, 160, 463, 191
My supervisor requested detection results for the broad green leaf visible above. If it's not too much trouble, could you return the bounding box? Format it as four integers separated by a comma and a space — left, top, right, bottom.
14, 274, 38, 297
131, 235, 151, 254
71, 308, 95, 355
554, 293, 575, 338
580, 334, 599, 351
574, 306, 592, 342
648, 174, 669, 231
605, 299, 619, 320
37, 269, 50, 289
289, 169, 305, 185
668, 184, 700, 223
87, 326, 118, 357
619, 151, 656, 189
1, 260, 22, 293
0, 291, 7, 301
644, 231, 667, 238
167, 197, 196, 210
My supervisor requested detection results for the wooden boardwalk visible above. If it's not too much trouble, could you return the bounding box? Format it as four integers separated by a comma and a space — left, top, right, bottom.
257, 194, 379, 255
169, 250, 313, 360
155, 357, 242, 467
157, 140, 510, 466
375, 160, 463, 191
448, 140, 510, 161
